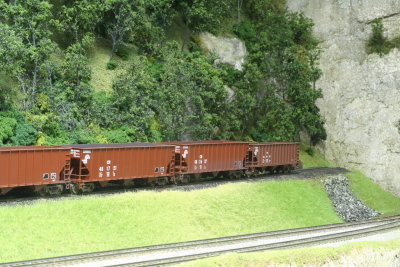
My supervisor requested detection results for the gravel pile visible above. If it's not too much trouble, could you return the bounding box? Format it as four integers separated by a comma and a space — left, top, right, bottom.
324, 176, 381, 222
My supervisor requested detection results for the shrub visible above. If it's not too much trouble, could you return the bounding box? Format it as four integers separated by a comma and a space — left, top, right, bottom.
306, 147, 315, 156
116, 45, 130, 60
366, 18, 391, 55
234, 20, 256, 49
107, 60, 118, 70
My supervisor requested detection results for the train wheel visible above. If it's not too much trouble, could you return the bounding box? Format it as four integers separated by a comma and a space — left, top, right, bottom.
38, 187, 48, 197
172, 175, 190, 185
229, 171, 242, 179
211, 172, 219, 178
37, 185, 63, 197
156, 177, 168, 187
50, 185, 64, 196
192, 174, 201, 182
171, 176, 179, 185
244, 170, 252, 178
181, 175, 190, 184
70, 183, 82, 194
82, 183, 95, 193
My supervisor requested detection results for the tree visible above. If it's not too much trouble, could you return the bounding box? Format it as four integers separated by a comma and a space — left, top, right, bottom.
59, 0, 105, 46
177, 0, 232, 49
105, 0, 140, 60
0, 0, 57, 111
145, 0, 175, 29
112, 57, 157, 141
228, 8, 326, 143
237, 0, 244, 23
157, 42, 227, 140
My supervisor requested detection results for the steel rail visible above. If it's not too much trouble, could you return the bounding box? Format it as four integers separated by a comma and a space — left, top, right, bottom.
3, 215, 399, 267
122, 221, 400, 267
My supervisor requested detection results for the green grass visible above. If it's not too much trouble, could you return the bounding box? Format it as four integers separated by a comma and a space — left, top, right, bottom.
0, 180, 340, 263
87, 38, 136, 92
299, 144, 332, 168
181, 238, 400, 266
299, 144, 400, 216
346, 170, 400, 215
87, 38, 115, 91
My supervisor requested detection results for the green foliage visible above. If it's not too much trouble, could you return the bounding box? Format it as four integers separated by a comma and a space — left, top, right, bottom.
0, 0, 58, 110
0, 0, 326, 146
178, 0, 234, 33
367, 19, 390, 55
225, 9, 326, 143
112, 57, 157, 141
156, 43, 227, 140
0, 110, 37, 146
62, 43, 92, 84
144, 0, 175, 29
218, 63, 242, 86
0, 116, 17, 145
234, 20, 257, 49
103, 127, 137, 143
306, 147, 315, 156
9, 122, 37, 146
106, 60, 118, 70
366, 18, 400, 55
59, 0, 105, 45
188, 34, 204, 53
104, 0, 141, 59
115, 45, 130, 60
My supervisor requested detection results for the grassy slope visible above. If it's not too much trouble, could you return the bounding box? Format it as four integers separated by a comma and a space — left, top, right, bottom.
345, 170, 400, 216
182, 238, 400, 266
87, 38, 134, 92
87, 38, 116, 92
300, 145, 400, 215
0, 180, 340, 263
299, 144, 332, 168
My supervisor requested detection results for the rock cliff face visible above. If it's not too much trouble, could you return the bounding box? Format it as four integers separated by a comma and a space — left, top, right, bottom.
287, 0, 400, 195
199, 32, 247, 70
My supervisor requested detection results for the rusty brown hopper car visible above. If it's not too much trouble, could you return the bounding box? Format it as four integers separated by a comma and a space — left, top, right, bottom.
64, 143, 176, 190
0, 146, 70, 195
165, 141, 249, 180
246, 142, 300, 173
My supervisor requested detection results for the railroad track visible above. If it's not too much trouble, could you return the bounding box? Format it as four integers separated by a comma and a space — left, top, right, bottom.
0, 167, 347, 206
4, 215, 400, 267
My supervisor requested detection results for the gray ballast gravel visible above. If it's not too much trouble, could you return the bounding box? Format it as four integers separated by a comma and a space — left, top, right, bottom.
68, 223, 384, 267
324, 176, 380, 222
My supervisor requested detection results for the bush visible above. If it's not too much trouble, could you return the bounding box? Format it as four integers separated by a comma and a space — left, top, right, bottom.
234, 20, 257, 49
0, 116, 17, 144
107, 60, 118, 70
10, 123, 37, 146
188, 34, 204, 53
306, 147, 315, 156
116, 45, 130, 60
367, 18, 391, 55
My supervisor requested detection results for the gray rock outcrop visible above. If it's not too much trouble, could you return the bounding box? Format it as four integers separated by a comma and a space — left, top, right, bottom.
199, 32, 247, 70
288, 0, 400, 196
324, 176, 380, 222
